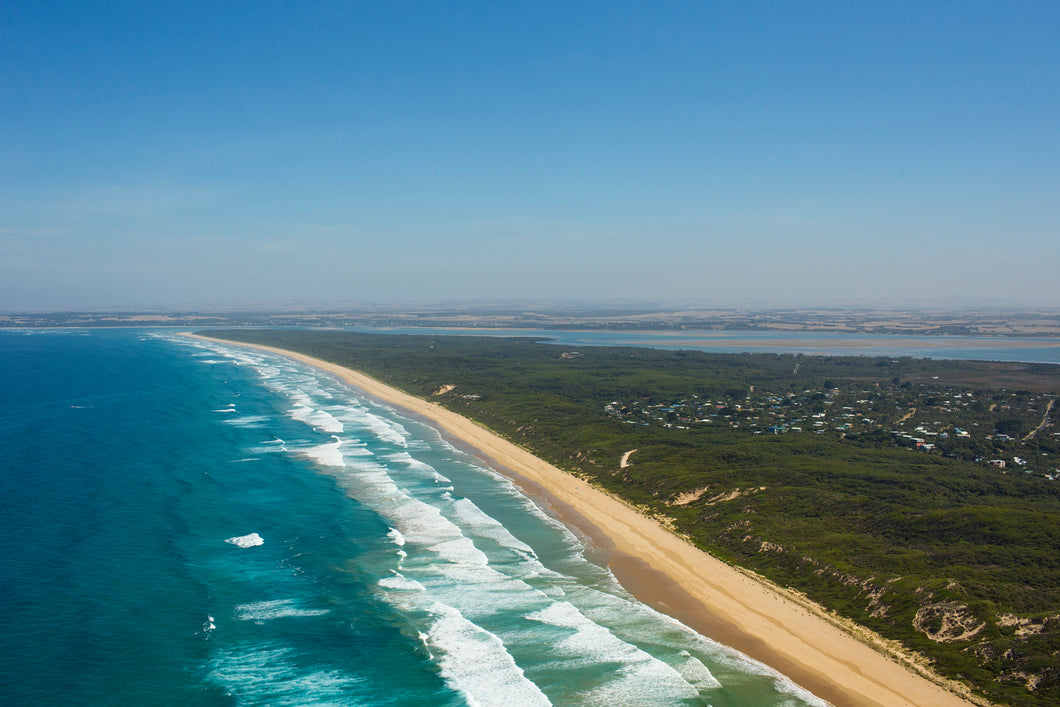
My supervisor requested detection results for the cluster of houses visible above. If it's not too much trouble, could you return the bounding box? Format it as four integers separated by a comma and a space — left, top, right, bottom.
603, 383, 1057, 478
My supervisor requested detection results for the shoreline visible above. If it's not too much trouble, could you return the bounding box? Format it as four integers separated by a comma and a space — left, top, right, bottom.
189, 334, 978, 707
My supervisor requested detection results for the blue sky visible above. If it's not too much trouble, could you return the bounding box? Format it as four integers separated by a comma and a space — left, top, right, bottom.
2, 1, 1058, 309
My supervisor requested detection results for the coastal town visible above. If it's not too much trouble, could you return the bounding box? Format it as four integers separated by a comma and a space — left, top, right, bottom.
604, 378, 1058, 478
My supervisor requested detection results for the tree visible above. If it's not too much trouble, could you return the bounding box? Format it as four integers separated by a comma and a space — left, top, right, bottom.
995, 419, 1026, 436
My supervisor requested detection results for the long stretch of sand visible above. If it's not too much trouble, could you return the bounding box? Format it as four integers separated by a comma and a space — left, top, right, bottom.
191, 335, 978, 707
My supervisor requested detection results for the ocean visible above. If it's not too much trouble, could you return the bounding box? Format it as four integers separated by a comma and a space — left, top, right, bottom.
0, 329, 827, 706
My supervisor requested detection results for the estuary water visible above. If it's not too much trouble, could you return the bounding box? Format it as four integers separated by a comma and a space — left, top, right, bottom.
0, 329, 827, 706
344, 327, 1060, 364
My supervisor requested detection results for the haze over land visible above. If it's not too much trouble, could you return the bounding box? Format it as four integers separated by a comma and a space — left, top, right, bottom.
5, 304, 1060, 340
2, 2, 1058, 311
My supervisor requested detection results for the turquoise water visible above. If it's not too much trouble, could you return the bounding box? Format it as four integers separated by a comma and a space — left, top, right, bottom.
0, 330, 826, 706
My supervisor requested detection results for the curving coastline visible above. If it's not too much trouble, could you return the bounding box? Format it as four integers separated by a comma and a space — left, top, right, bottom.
189, 334, 979, 707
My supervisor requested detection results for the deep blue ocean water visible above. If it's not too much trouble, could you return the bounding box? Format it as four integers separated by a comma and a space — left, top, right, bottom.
0, 330, 827, 706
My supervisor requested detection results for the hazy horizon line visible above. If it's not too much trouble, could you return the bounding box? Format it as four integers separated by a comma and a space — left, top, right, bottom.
3, 298, 1058, 316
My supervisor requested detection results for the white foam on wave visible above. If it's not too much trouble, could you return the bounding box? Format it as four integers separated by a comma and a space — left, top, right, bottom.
566, 579, 832, 702
201, 614, 216, 638
384, 450, 454, 486
180, 340, 293, 387
286, 389, 312, 407
324, 442, 572, 621
378, 573, 425, 592
244, 443, 291, 456
348, 465, 559, 623
380, 500, 558, 621
208, 645, 367, 703
665, 622, 830, 706
225, 533, 264, 548
235, 599, 331, 621
450, 498, 536, 559
223, 415, 271, 428
209, 350, 410, 461
327, 455, 455, 544
302, 437, 345, 468
553, 577, 836, 704
306, 381, 336, 400
387, 498, 491, 568
421, 603, 552, 707
228, 351, 269, 369
252, 364, 282, 379
385, 451, 443, 477
525, 601, 701, 702
335, 407, 409, 447
289, 404, 344, 434
336, 460, 408, 506
674, 651, 723, 691
438, 451, 588, 559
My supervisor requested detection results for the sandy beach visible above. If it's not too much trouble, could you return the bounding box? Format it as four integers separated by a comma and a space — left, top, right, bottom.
191, 335, 979, 707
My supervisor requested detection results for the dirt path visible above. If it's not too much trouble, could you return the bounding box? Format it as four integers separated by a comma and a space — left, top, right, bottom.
619, 449, 637, 468
897, 407, 917, 424
1023, 398, 1055, 442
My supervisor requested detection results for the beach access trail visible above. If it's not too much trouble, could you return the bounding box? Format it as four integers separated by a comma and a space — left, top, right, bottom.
189, 334, 978, 707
